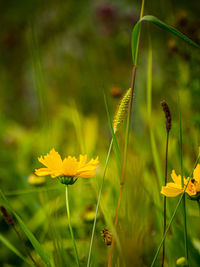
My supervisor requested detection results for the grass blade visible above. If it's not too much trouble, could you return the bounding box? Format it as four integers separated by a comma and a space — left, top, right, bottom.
0, 191, 51, 267
132, 15, 200, 64
0, 233, 34, 266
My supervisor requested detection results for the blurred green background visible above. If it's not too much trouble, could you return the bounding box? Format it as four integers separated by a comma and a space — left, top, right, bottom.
1, 0, 200, 266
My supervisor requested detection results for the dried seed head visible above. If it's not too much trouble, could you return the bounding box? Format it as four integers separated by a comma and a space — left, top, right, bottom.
0, 206, 14, 226
101, 228, 112, 246
161, 100, 172, 132
113, 88, 131, 133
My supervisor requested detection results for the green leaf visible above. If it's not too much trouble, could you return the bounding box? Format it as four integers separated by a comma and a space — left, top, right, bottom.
0, 191, 51, 267
132, 15, 200, 65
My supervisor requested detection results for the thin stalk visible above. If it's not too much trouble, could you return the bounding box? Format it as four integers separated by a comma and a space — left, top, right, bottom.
65, 186, 80, 267
87, 139, 113, 267
162, 131, 169, 267
107, 65, 136, 267
151, 152, 200, 267
179, 111, 189, 265
0, 206, 38, 266
107, 1, 145, 265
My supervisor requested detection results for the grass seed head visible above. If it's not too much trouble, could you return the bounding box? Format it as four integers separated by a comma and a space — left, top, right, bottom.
113, 88, 131, 133
0, 206, 14, 226
161, 100, 172, 132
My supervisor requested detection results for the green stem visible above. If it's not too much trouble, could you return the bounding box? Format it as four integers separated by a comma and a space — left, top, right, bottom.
65, 186, 80, 267
162, 131, 169, 267
87, 139, 113, 267
182, 194, 188, 264
179, 110, 189, 265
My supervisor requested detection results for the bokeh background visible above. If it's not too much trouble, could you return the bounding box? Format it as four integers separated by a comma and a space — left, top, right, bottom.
1, 0, 200, 266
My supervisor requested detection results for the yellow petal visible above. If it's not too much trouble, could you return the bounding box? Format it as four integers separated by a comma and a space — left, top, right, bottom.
87, 157, 100, 165
78, 165, 98, 172
35, 168, 53, 176
38, 148, 63, 169
77, 170, 96, 178
161, 182, 183, 197
77, 156, 99, 173
35, 168, 63, 178
171, 170, 182, 185
193, 164, 200, 183
78, 155, 88, 169
79, 155, 87, 165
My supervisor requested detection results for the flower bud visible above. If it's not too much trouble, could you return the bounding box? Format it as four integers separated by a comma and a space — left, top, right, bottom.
161, 100, 172, 132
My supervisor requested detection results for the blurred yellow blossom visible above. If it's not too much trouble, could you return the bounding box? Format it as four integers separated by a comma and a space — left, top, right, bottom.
28, 173, 46, 186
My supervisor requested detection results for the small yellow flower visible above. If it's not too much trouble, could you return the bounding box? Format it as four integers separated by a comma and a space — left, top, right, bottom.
161, 164, 200, 197
28, 173, 46, 186
35, 148, 99, 180
176, 257, 188, 267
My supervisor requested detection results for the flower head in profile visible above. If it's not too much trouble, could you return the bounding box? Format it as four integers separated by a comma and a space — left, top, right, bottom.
161, 164, 200, 198
35, 148, 99, 185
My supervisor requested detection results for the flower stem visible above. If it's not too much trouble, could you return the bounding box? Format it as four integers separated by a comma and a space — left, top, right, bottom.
65, 186, 80, 267
87, 139, 113, 267
179, 110, 189, 265
182, 194, 188, 264
162, 131, 169, 267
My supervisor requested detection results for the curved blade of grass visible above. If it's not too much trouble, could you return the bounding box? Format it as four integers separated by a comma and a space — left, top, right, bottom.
147, 33, 152, 119
132, 15, 200, 65
0, 233, 34, 266
0, 191, 51, 267
150, 152, 200, 267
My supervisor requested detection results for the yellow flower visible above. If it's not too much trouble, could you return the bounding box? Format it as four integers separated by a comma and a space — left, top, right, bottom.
161, 164, 200, 197
35, 148, 99, 180
28, 173, 46, 186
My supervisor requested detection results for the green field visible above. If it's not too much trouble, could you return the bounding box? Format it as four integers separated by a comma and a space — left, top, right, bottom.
1, 1, 200, 266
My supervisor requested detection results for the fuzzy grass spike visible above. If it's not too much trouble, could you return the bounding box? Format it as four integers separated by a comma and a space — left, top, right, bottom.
113, 88, 132, 133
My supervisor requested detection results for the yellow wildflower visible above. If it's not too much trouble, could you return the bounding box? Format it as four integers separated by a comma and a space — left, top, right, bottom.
35, 148, 99, 180
28, 173, 46, 186
161, 164, 200, 197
